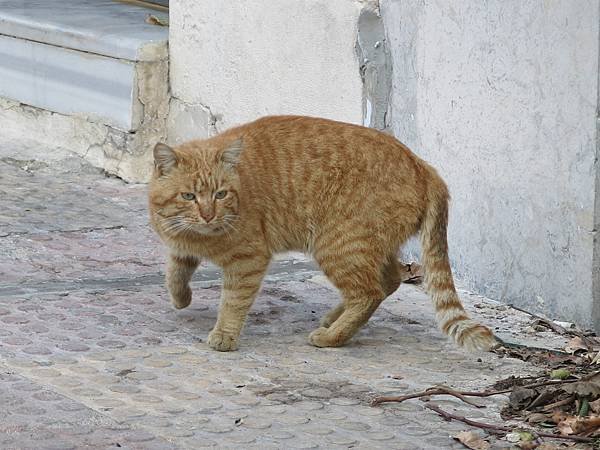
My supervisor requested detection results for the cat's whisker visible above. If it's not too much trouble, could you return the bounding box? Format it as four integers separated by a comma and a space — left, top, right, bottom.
220, 219, 240, 235
180, 221, 202, 237
161, 218, 181, 231
160, 216, 199, 237
220, 224, 234, 239
223, 220, 239, 233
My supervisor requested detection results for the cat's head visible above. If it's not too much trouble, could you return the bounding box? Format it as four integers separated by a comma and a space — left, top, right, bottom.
148, 138, 243, 238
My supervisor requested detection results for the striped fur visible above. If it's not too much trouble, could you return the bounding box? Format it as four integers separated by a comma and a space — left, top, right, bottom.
419, 174, 497, 351
148, 115, 496, 352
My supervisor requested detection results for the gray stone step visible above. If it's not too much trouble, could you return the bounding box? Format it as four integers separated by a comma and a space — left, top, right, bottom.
0, 0, 167, 61
0, 0, 170, 181
0, 0, 168, 131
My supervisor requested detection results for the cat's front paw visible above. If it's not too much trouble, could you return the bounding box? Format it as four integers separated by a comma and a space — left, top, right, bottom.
308, 327, 332, 347
169, 285, 192, 309
207, 329, 238, 352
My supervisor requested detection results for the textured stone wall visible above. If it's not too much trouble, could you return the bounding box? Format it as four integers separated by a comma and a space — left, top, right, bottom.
381, 0, 600, 329
168, 0, 392, 142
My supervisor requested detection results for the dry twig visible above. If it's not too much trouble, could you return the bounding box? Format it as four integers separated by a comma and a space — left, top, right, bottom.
508, 304, 597, 351
371, 378, 583, 407
371, 386, 504, 407
508, 304, 571, 335
541, 396, 576, 412
494, 336, 575, 357
424, 403, 595, 444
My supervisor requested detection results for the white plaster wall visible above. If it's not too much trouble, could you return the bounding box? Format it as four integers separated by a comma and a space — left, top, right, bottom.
382, 1, 599, 328
169, 0, 365, 135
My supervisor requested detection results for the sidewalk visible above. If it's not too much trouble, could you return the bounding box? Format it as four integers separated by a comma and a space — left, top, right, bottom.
0, 156, 571, 449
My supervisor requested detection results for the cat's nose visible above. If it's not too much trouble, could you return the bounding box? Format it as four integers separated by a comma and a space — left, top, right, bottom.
200, 211, 215, 223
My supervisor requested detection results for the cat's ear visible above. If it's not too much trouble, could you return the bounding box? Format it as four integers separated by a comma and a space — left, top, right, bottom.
220, 138, 243, 169
153, 143, 177, 176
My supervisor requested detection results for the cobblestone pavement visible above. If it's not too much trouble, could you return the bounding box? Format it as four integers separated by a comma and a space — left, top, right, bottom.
0, 157, 570, 449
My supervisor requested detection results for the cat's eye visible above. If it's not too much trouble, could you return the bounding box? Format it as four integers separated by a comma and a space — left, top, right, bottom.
181, 192, 196, 200
214, 190, 227, 200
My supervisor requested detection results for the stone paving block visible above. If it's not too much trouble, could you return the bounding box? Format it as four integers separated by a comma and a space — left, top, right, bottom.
0, 368, 178, 449
0, 280, 529, 449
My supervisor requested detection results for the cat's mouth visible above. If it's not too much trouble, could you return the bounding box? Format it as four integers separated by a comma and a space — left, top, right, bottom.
202, 225, 225, 236
190, 223, 226, 236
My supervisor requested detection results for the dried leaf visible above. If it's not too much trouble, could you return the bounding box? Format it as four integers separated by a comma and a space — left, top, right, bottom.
399, 262, 423, 284
574, 416, 600, 434
563, 373, 600, 396
146, 14, 169, 26
526, 412, 551, 423
551, 410, 568, 424
453, 431, 490, 450
556, 414, 600, 435
556, 416, 577, 435
492, 344, 583, 367
565, 336, 589, 354
509, 387, 538, 409
586, 336, 600, 349
589, 398, 600, 414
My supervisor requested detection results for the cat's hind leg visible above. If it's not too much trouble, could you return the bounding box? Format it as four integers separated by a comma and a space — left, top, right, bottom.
319, 252, 403, 329
310, 234, 386, 347
381, 252, 404, 297
319, 248, 403, 328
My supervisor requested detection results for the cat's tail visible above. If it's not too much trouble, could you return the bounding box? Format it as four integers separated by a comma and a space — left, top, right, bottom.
419, 171, 497, 351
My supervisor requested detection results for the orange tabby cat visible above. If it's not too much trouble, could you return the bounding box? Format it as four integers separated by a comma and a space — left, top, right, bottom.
148, 116, 496, 352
